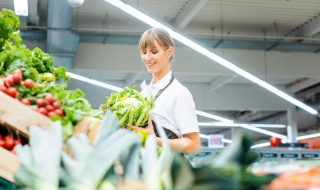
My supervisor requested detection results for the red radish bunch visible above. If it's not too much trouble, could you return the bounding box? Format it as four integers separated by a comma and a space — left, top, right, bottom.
34, 94, 64, 117
0, 69, 64, 118
0, 134, 22, 154
0, 69, 35, 98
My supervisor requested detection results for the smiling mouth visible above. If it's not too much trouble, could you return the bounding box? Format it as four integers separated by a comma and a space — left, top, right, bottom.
146, 62, 156, 66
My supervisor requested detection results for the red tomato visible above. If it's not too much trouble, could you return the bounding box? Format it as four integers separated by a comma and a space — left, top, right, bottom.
45, 94, 55, 105
14, 139, 21, 145
21, 98, 30, 105
36, 99, 45, 107
13, 69, 22, 76
0, 139, 4, 147
4, 138, 15, 150
52, 102, 60, 109
4, 75, 14, 88
48, 111, 57, 117
37, 107, 48, 116
23, 79, 34, 88
0, 85, 8, 94
54, 109, 64, 116
269, 136, 281, 147
12, 72, 22, 83
45, 105, 54, 112
7, 87, 18, 98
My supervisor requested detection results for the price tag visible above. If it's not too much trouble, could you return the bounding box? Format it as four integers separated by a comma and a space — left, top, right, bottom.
302, 154, 319, 158
260, 153, 277, 158
208, 135, 224, 148
281, 153, 298, 158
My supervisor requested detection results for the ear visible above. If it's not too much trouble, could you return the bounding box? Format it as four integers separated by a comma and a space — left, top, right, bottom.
167, 46, 174, 59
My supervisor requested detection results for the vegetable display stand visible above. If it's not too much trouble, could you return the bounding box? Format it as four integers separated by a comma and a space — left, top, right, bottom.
0, 147, 19, 182
73, 117, 101, 144
0, 91, 52, 136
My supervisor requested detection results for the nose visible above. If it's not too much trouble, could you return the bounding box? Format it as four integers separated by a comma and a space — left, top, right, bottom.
144, 52, 152, 61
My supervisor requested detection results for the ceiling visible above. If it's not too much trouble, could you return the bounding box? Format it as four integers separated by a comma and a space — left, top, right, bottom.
1, 0, 320, 144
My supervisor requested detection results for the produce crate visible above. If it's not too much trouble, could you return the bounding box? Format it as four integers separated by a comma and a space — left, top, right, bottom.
0, 91, 52, 136
0, 147, 19, 182
73, 117, 101, 144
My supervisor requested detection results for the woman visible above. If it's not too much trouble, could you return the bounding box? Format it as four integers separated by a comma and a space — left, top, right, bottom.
128, 28, 200, 154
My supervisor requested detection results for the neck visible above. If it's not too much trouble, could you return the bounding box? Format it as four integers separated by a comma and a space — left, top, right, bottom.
152, 68, 170, 84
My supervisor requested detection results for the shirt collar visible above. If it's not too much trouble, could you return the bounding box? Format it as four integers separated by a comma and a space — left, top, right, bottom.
150, 71, 172, 90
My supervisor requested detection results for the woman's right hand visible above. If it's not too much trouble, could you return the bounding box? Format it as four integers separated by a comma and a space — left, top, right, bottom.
127, 115, 155, 136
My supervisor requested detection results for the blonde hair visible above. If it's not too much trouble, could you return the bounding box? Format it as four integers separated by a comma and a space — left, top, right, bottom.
138, 28, 174, 60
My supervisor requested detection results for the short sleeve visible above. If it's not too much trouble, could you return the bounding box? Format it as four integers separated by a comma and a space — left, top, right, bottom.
173, 88, 199, 134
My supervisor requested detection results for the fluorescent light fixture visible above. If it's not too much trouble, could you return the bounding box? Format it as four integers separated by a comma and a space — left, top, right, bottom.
196, 111, 234, 123
251, 142, 270, 148
104, 0, 317, 115
241, 124, 286, 139
297, 133, 320, 140
199, 122, 286, 128
13, 0, 29, 16
67, 72, 124, 92
199, 134, 231, 144
198, 122, 286, 139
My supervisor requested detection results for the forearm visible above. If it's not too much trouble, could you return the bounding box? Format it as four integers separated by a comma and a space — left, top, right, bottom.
156, 136, 200, 154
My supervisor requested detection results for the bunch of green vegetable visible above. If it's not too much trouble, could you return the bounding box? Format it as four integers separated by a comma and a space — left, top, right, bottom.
0, 9, 69, 82
101, 86, 155, 127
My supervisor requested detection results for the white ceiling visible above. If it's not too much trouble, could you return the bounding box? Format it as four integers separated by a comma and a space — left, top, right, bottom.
1, 0, 320, 142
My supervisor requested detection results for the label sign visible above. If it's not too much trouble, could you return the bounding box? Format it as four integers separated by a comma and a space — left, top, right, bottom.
281, 153, 298, 158
302, 154, 319, 158
208, 135, 224, 148
260, 153, 277, 158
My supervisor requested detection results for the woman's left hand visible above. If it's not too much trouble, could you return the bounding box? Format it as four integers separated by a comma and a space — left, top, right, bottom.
127, 115, 155, 136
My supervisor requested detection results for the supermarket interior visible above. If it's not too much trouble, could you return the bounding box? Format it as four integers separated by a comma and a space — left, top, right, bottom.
1, 0, 320, 189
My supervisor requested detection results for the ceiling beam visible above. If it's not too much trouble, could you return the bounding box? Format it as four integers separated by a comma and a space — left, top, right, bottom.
173, 0, 208, 29
295, 15, 320, 37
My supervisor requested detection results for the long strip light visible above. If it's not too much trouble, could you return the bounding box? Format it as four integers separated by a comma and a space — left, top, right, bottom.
196, 111, 233, 123
199, 122, 286, 128
67, 72, 123, 92
297, 133, 320, 140
198, 122, 286, 139
13, 0, 29, 16
104, 0, 317, 115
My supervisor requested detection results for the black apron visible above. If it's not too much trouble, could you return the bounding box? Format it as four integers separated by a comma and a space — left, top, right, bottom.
143, 74, 179, 139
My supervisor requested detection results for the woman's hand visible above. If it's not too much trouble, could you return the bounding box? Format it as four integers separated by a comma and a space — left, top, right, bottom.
127, 115, 155, 136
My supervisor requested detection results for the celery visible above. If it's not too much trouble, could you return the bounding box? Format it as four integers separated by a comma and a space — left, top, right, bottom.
102, 86, 154, 128
135, 108, 147, 126
14, 122, 63, 190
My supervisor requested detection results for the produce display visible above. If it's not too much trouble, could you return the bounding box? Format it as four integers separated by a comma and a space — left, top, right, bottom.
0, 134, 22, 153
0, 8, 103, 140
101, 86, 154, 127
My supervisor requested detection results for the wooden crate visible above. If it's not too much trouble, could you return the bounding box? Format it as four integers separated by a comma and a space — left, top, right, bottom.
0, 147, 19, 182
0, 91, 52, 136
73, 117, 101, 144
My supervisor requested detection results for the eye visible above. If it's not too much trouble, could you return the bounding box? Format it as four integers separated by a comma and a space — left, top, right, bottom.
151, 50, 158, 54
141, 50, 147, 54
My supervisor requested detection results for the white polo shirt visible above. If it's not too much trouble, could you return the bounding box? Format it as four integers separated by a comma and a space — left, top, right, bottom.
141, 71, 199, 137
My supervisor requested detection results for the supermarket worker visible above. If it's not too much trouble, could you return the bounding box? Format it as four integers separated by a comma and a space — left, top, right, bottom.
128, 27, 200, 154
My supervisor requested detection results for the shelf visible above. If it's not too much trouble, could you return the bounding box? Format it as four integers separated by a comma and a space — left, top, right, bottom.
254, 148, 320, 160
0, 91, 52, 136
0, 147, 19, 182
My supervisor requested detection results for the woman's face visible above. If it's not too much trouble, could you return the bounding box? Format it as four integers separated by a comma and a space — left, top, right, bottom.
141, 40, 173, 74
